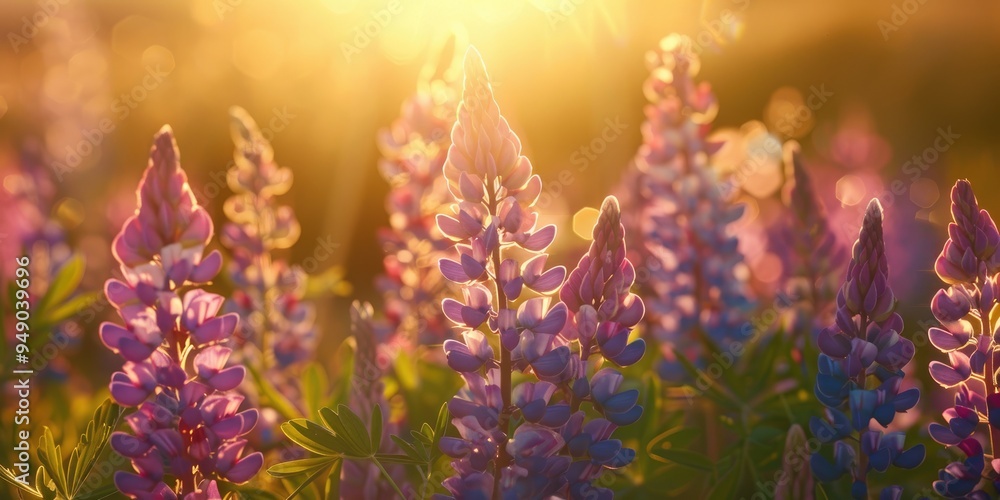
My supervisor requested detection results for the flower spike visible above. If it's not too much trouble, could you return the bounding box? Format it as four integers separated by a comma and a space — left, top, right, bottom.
436, 48, 643, 499
810, 197, 923, 498
103, 127, 261, 498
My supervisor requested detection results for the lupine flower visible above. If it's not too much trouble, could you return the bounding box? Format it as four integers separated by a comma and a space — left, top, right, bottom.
615, 34, 754, 379
782, 145, 848, 326
809, 199, 923, 499
436, 48, 644, 499
927, 179, 1000, 497
775, 424, 814, 500
101, 127, 262, 498
375, 36, 462, 347
341, 301, 409, 499
222, 106, 317, 375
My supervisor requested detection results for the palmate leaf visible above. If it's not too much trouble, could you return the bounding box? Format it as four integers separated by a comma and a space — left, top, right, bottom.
39, 399, 123, 498
36, 466, 57, 500
1, 400, 122, 499
268, 405, 414, 498
268, 457, 339, 478
0, 464, 43, 498
64, 399, 123, 497
37, 428, 68, 495
280, 419, 345, 456
389, 435, 428, 464
317, 406, 370, 458
286, 460, 337, 500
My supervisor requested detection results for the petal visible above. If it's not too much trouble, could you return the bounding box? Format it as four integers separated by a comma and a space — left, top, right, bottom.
521, 225, 557, 252
224, 452, 263, 484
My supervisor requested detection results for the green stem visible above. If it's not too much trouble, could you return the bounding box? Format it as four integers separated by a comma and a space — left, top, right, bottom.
486, 179, 511, 499
373, 458, 406, 499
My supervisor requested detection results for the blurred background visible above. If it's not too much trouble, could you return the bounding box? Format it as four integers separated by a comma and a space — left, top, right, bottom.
2, 0, 1000, 480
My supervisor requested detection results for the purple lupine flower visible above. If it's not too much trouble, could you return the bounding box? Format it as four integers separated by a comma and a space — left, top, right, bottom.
375, 37, 462, 347
809, 199, 923, 499
615, 34, 754, 379
435, 45, 566, 498
221, 106, 317, 375
927, 179, 1000, 497
101, 127, 262, 498
341, 301, 409, 498
782, 145, 848, 331
437, 58, 644, 497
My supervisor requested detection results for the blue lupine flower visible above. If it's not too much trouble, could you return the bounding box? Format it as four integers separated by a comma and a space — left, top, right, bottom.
809, 199, 923, 498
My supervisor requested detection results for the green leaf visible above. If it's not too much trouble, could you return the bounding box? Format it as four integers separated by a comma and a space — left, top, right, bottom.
285, 460, 335, 500
324, 458, 342, 500
65, 399, 123, 496
389, 435, 424, 463
36, 428, 68, 496
36, 466, 58, 500
417, 424, 433, 445
268, 457, 338, 478
301, 362, 329, 419
370, 404, 383, 453
337, 405, 373, 455
316, 408, 364, 458
247, 361, 302, 421
35, 291, 101, 330
430, 402, 450, 464
373, 453, 425, 466
0, 464, 42, 497
37, 255, 85, 312
281, 420, 345, 457
648, 449, 715, 473
371, 458, 406, 499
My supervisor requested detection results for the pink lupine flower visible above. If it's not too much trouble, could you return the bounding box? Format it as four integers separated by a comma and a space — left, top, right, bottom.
102, 127, 261, 498
375, 36, 462, 347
